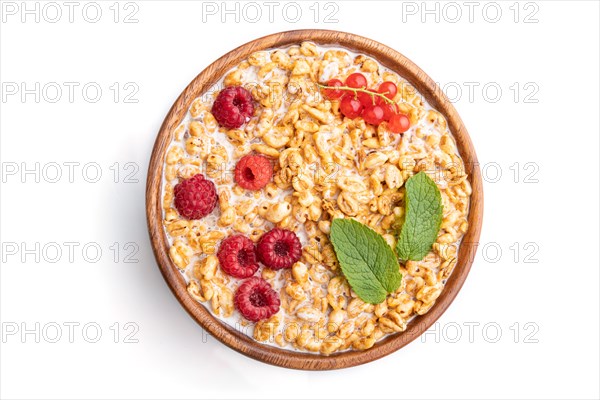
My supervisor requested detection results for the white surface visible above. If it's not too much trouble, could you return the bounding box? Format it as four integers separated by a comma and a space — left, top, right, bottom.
0, 1, 598, 399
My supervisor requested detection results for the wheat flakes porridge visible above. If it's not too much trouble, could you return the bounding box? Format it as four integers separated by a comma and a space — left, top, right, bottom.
161, 42, 471, 354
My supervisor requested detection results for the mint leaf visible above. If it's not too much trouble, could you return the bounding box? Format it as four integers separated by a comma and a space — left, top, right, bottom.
396, 172, 443, 261
330, 219, 402, 304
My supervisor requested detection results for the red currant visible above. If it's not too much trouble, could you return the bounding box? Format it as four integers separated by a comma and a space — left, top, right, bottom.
345, 73, 367, 89
378, 81, 398, 100
357, 89, 378, 107
323, 79, 344, 100
389, 113, 410, 133
381, 103, 397, 121
340, 96, 364, 119
363, 105, 386, 125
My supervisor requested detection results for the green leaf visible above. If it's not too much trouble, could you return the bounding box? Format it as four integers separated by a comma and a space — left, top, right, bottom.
330, 219, 402, 304
396, 172, 444, 261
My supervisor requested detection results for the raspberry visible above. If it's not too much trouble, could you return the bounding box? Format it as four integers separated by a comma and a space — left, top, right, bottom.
217, 235, 259, 278
234, 277, 280, 322
174, 174, 218, 220
211, 86, 255, 129
257, 228, 302, 270
234, 154, 273, 191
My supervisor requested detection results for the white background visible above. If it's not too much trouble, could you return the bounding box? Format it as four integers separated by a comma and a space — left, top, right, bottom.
1, 1, 599, 399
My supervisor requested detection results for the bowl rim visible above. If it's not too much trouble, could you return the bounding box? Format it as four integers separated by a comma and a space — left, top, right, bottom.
146, 29, 483, 370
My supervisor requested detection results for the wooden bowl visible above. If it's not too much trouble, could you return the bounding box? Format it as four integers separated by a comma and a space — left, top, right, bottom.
146, 29, 483, 370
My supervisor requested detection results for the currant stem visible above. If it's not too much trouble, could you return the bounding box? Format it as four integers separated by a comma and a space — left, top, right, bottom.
317, 83, 396, 106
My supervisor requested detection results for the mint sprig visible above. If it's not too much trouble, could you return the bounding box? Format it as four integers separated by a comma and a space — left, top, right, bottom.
330, 219, 402, 304
396, 172, 444, 261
